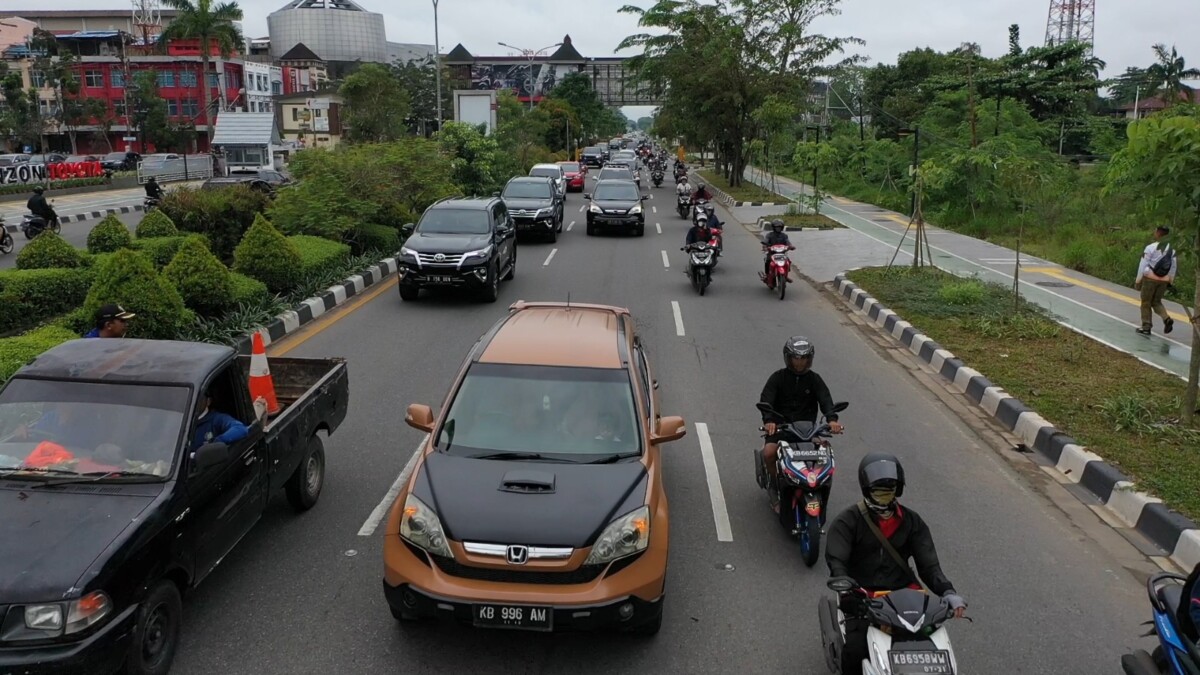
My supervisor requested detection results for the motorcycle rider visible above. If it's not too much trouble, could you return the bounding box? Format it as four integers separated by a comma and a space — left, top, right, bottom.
684, 212, 713, 246
761, 218, 792, 278
826, 453, 967, 675
144, 176, 164, 201
26, 186, 58, 229
759, 336, 843, 511
692, 182, 712, 202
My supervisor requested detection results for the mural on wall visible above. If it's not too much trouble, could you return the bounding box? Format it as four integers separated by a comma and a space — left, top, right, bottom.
469, 62, 581, 98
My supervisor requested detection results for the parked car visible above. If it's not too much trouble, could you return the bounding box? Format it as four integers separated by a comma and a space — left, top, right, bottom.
0, 154, 32, 167
586, 179, 647, 236
201, 170, 288, 195
557, 161, 586, 192
384, 300, 686, 635
27, 153, 68, 165
0, 338, 348, 675
397, 196, 518, 303
501, 176, 563, 242
100, 152, 141, 171
529, 163, 566, 198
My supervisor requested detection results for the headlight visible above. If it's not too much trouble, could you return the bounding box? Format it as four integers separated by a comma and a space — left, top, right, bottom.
585, 506, 650, 565
400, 493, 453, 558
589, 204, 602, 213
66, 591, 111, 634
464, 245, 492, 260
399, 246, 418, 261
536, 208, 553, 219
24, 604, 62, 631
629, 205, 643, 215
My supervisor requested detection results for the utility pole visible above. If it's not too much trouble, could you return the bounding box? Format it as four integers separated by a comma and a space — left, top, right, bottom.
432, 0, 442, 130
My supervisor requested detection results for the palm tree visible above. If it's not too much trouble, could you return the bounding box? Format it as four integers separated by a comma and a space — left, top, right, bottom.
157, 0, 244, 143
1147, 43, 1200, 106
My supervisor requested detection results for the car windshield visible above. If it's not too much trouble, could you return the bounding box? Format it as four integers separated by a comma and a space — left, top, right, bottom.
584, 147, 600, 154
503, 182, 553, 199
594, 183, 640, 201
559, 162, 580, 172
0, 379, 189, 481
438, 363, 640, 459
417, 208, 491, 235
103, 152, 127, 161
598, 169, 633, 181
530, 167, 561, 179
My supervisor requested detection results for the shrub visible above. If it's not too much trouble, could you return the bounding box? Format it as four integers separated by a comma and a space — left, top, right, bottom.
130, 234, 209, 269
350, 223, 401, 255
15, 232, 86, 270
290, 235, 351, 277
233, 214, 302, 293
0, 268, 95, 335
53, 307, 93, 336
164, 237, 234, 316
938, 280, 986, 306
135, 209, 180, 238
0, 325, 78, 383
86, 214, 133, 253
84, 249, 191, 340
160, 185, 271, 261
229, 272, 271, 306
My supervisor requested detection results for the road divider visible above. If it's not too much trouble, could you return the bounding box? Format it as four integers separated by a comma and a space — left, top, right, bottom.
358, 435, 427, 537
671, 300, 685, 336
695, 423, 734, 542
543, 248, 558, 266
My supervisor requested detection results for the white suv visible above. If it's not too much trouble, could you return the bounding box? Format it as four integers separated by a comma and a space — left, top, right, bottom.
530, 163, 566, 197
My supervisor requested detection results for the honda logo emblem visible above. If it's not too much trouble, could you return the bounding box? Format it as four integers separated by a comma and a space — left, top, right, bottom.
506, 545, 529, 565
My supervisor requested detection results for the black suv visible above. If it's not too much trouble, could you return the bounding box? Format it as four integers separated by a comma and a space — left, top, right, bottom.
581, 146, 605, 168
398, 197, 517, 302
586, 179, 647, 236
501, 176, 563, 242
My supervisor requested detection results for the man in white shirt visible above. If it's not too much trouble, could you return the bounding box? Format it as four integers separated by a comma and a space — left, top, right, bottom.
1134, 225, 1177, 335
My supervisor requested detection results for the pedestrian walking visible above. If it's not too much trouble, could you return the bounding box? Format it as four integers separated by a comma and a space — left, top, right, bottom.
84, 304, 135, 338
1134, 226, 1177, 336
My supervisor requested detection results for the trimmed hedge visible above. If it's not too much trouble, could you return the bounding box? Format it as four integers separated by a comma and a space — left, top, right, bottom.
290, 235, 351, 277
84, 249, 192, 340
160, 185, 272, 261
135, 210, 180, 238
130, 234, 208, 269
164, 237, 234, 316
86, 214, 133, 253
229, 272, 271, 306
0, 268, 95, 335
54, 307, 93, 336
234, 215, 302, 293
15, 232, 86, 270
0, 325, 78, 383
351, 223, 401, 255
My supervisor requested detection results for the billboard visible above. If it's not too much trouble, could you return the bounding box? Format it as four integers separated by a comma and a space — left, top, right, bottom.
454, 90, 497, 136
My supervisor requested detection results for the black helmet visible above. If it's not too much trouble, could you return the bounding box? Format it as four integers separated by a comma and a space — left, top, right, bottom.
783, 335, 814, 372
771, 218, 785, 233
32, 185, 44, 194
858, 453, 905, 513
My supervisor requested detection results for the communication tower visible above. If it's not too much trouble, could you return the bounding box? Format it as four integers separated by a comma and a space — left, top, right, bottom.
1044, 0, 1095, 54
131, 0, 163, 52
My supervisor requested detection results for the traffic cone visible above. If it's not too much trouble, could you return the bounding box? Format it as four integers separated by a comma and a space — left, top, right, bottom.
249, 331, 280, 416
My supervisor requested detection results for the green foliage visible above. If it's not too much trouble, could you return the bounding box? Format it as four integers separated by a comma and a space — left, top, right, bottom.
228, 272, 271, 307
135, 209, 180, 238
0, 268, 94, 335
159, 185, 271, 261
130, 234, 209, 269
177, 294, 287, 346
0, 325, 78, 384
84, 249, 191, 340
15, 232, 86, 270
164, 237, 234, 316
289, 235, 350, 277
128, 70, 195, 152
549, 72, 628, 140
340, 63, 412, 143
233, 214, 302, 293
350, 223, 401, 255
938, 279, 986, 305
437, 122, 512, 196
86, 214, 133, 253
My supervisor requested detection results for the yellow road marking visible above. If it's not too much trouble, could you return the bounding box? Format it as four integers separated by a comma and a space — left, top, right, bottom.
1024, 267, 1189, 323
269, 277, 398, 356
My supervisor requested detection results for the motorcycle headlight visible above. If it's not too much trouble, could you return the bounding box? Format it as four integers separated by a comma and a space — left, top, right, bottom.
463, 245, 493, 260
629, 205, 643, 215
398, 246, 418, 262
584, 506, 650, 565
589, 204, 602, 213
400, 493, 453, 558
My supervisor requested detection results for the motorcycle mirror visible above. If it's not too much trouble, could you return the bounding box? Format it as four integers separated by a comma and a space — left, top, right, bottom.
640, 195, 648, 201
831, 401, 850, 414
755, 402, 777, 415
827, 577, 857, 593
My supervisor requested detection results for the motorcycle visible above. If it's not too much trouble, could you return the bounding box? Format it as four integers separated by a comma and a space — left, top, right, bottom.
677, 194, 692, 219
1120, 572, 1200, 674
760, 243, 795, 300
691, 199, 710, 225
652, 170, 664, 187
820, 576, 962, 675
0, 216, 13, 255
707, 223, 724, 263
21, 213, 61, 240
681, 242, 716, 296
144, 196, 161, 212
754, 401, 847, 566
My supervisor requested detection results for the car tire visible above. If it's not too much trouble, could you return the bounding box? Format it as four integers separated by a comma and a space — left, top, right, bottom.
547, 227, 557, 243
503, 250, 516, 281
399, 286, 419, 302
556, 215, 563, 233
479, 263, 500, 303
628, 599, 663, 637
635, 223, 645, 237
124, 581, 182, 675
285, 435, 325, 512
586, 222, 597, 236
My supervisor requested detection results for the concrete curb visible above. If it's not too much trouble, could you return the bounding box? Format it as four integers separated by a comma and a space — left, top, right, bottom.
832, 271, 1200, 572
690, 171, 786, 208
3, 204, 144, 232
232, 256, 399, 356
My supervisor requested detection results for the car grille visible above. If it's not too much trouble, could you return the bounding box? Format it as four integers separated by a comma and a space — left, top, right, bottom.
431, 555, 605, 585
416, 252, 465, 266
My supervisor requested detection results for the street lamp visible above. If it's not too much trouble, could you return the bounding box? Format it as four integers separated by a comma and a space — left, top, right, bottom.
497, 41, 561, 111
897, 127, 920, 216
432, 0, 442, 131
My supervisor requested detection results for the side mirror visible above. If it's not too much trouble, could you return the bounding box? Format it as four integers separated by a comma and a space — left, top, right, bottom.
827, 576, 858, 593
831, 401, 850, 414
755, 401, 778, 416
640, 195, 648, 201
191, 442, 229, 472
583, 193, 591, 200
650, 415, 686, 445
405, 403, 435, 433
492, 191, 500, 197
401, 223, 414, 235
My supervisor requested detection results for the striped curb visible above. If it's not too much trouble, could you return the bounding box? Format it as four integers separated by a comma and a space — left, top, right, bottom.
687, 171, 786, 208
3, 204, 145, 232
233, 256, 399, 356
754, 217, 823, 233
833, 271, 1200, 572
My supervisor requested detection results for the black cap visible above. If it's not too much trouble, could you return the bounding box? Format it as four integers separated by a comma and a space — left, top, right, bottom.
95, 304, 136, 325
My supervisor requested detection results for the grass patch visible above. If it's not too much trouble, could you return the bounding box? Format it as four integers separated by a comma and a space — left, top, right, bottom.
696, 169, 789, 204
848, 266, 1200, 520
762, 212, 844, 230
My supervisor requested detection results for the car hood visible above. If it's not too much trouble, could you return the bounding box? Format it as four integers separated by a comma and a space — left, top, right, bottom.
0, 485, 157, 603
503, 197, 555, 211
593, 199, 640, 211
404, 232, 493, 254
417, 452, 647, 548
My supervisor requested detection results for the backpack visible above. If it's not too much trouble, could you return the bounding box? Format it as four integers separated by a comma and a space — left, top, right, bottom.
1152, 243, 1174, 277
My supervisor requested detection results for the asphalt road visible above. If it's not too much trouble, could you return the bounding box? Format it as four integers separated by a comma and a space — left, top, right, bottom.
2, 211, 143, 270
159, 174, 1150, 675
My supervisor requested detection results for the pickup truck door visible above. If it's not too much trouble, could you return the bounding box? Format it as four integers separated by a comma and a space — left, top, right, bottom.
188, 423, 267, 583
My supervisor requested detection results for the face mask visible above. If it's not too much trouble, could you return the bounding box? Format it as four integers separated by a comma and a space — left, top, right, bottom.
870, 488, 897, 506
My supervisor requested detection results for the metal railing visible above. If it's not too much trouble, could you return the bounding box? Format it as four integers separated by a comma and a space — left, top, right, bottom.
136, 154, 214, 184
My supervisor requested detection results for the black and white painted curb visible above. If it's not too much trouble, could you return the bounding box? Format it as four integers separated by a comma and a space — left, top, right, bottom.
3, 204, 145, 232
754, 216, 823, 233
833, 271, 1200, 572
688, 171, 785, 208
233, 256, 399, 356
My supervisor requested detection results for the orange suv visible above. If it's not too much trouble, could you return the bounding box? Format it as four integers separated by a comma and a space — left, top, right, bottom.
382, 301, 686, 635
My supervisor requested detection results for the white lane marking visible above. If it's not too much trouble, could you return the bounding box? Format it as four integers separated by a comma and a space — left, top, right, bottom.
696, 423, 734, 542
358, 435, 428, 536
655, 223, 662, 234
661, 250, 670, 268
652, 206, 657, 214
579, 205, 585, 213
543, 248, 558, 266
567, 220, 575, 232
671, 300, 685, 336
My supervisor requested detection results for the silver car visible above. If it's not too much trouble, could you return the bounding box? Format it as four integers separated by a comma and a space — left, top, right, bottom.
529, 163, 566, 197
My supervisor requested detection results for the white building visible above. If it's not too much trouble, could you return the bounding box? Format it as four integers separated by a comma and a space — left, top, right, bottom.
243, 61, 283, 114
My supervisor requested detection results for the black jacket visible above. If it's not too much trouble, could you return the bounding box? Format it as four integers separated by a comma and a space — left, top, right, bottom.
825, 503, 956, 596
685, 225, 712, 245
26, 194, 52, 218
145, 182, 163, 198
762, 231, 791, 247
759, 368, 837, 424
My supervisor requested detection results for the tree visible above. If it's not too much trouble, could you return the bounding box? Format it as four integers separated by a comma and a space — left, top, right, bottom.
1108, 67, 1153, 105
437, 121, 511, 195
157, 0, 245, 143
129, 71, 189, 151
549, 72, 626, 142
530, 98, 579, 152
392, 58, 448, 135
1146, 44, 1200, 107
339, 63, 412, 143
1106, 113, 1200, 421
1, 70, 42, 151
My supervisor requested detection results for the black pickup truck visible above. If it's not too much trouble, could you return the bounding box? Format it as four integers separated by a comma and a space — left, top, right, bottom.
0, 338, 348, 675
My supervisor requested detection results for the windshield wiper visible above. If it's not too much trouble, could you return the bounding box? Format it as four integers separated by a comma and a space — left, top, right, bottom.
585, 452, 641, 464
33, 471, 161, 488
468, 452, 573, 463
0, 467, 80, 479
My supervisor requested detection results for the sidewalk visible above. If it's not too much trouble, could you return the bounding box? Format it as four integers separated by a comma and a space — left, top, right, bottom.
0, 181, 204, 230
742, 168, 1193, 379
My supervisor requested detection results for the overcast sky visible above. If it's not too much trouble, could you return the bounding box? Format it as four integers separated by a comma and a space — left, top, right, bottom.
36, 0, 1200, 118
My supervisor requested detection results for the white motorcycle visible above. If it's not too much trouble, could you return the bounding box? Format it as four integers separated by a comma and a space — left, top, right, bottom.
819, 576, 962, 675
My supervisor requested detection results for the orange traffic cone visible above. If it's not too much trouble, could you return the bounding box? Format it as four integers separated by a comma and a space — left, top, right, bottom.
249, 331, 280, 416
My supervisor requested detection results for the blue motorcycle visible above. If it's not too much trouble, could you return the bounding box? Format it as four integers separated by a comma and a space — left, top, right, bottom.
1121, 572, 1200, 674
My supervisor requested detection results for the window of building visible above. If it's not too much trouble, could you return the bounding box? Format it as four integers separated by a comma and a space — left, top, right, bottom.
182, 98, 199, 117
208, 72, 220, 89
157, 70, 175, 88
271, 81, 282, 96
111, 70, 125, 88
225, 146, 265, 166
225, 72, 242, 91
113, 99, 126, 117
167, 99, 179, 117
180, 70, 197, 88
260, 101, 272, 113
29, 71, 46, 88
85, 70, 104, 88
